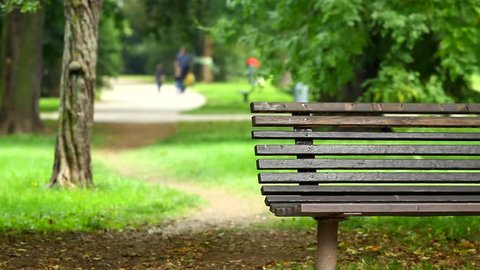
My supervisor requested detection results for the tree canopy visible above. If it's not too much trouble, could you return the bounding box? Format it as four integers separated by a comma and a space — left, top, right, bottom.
218, 0, 480, 102
1, 0, 43, 13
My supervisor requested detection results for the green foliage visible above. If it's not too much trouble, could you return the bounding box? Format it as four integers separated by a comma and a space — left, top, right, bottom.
361, 66, 454, 103
41, 0, 63, 96
141, 0, 225, 44
121, 0, 175, 74
219, 0, 480, 102
97, 3, 124, 87
1, 0, 44, 13
0, 135, 200, 231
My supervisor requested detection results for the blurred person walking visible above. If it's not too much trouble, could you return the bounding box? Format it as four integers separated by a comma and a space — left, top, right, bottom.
174, 46, 191, 94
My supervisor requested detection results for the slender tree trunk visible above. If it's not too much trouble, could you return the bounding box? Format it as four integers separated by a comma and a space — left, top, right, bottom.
0, 9, 45, 135
202, 36, 213, 83
49, 0, 102, 188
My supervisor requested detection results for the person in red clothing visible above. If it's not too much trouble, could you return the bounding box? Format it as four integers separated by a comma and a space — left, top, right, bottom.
246, 57, 260, 86
246, 57, 260, 68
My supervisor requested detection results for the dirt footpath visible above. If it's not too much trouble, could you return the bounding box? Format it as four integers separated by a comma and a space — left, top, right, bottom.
2, 226, 477, 269
0, 228, 318, 270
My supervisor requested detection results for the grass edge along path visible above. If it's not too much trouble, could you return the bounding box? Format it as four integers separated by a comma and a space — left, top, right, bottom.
187, 81, 292, 114
0, 134, 201, 232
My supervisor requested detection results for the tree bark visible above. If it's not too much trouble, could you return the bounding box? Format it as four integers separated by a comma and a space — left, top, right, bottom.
202, 36, 213, 83
0, 8, 45, 135
49, 0, 102, 188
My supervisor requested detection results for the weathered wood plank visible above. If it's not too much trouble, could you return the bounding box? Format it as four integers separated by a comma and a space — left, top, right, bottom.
268, 203, 480, 216
271, 204, 302, 216
257, 159, 480, 170
252, 131, 480, 141
261, 185, 480, 195
252, 116, 480, 127
266, 195, 480, 204
251, 102, 480, 114
255, 144, 480, 156
298, 203, 480, 215
258, 172, 480, 183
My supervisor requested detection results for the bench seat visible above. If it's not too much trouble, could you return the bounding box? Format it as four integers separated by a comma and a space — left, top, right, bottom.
251, 102, 480, 218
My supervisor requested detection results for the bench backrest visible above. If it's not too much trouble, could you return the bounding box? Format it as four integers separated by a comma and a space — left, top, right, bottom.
251, 102, 480, 217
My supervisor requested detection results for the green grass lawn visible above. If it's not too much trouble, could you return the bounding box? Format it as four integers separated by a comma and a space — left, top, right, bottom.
0, 135, 200, 232
188, 81, 292, 114
39, 97, 60, 113
121, 121, 260, 193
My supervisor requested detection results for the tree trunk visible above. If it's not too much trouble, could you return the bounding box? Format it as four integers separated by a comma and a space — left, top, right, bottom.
49, 0, 102, 188
0, 9, 45, 135
202, 36, 213, 83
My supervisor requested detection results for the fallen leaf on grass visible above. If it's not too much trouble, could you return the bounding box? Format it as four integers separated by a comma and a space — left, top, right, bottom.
383, 251, 399, 257
458, 240, 476, 249
365, 245, 383, 252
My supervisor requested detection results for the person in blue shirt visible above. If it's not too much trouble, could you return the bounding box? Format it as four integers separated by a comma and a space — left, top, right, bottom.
174, 47, 191, 93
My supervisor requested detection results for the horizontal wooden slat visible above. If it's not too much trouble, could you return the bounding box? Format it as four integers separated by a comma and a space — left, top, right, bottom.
270, 203, 480, 217
268, 203, 480, 217
258, 172, 480, 183
266, 195, 480, 204
252, 131, 480, 141
252, 116, 480, 127
271, 204, 302, 216
261, 185, 480, 195
257, 159, 480, 170
255, 144, 480, 156
294, 203, 480, 216
251, 102, 480, 114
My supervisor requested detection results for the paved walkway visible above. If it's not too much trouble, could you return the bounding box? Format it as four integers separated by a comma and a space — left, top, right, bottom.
42, 79, 251, 123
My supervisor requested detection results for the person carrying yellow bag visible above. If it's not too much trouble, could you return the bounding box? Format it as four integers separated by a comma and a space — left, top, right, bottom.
184, 72, 196, 86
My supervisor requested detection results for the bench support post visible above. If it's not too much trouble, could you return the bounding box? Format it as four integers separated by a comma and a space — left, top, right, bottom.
315, 218, 339, 270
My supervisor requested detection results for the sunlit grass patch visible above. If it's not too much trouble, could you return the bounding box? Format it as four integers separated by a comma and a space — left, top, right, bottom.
39, 97, 60, 113
0, 135, 200, 232
188, 81, 292, 114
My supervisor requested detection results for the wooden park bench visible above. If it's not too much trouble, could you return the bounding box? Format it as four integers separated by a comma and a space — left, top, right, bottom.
251, 102, 480, 270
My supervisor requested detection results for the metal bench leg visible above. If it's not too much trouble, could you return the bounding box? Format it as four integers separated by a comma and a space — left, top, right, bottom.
316, 218, 340, 270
